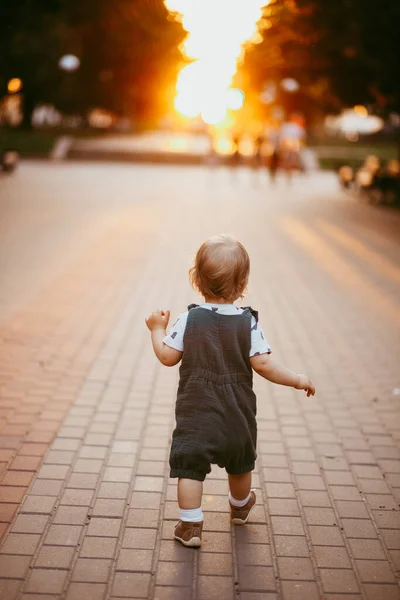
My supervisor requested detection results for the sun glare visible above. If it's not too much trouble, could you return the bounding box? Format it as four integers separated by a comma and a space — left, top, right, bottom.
165, 0, 269, 124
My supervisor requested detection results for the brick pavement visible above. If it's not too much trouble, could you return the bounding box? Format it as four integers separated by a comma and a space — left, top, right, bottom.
0, 163, 399, 599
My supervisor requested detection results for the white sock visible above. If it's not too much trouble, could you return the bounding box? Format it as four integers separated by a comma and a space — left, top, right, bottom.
179, 507, 204, 522
229, 490, 251, 508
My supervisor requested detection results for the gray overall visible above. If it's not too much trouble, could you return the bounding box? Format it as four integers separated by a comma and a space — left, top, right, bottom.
169, 305, 258, 481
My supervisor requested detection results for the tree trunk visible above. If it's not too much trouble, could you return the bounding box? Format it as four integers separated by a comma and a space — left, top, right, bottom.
21, 90, 36, 129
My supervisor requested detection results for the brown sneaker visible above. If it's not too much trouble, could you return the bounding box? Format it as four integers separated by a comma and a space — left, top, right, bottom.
230, 490, 256, 525
174, 520, 203, 547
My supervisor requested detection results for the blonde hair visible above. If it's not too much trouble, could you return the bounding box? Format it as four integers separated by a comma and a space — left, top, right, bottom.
189, 235, 250, 301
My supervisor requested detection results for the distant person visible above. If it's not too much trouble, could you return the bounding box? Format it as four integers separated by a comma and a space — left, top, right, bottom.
279, 114, 306, 181
268, 141, 281, 183
145, 235, 315, 548
231, 133, 241, 167
254, 134, 264, 168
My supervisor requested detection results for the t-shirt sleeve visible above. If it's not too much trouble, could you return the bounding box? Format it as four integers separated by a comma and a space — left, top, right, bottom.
162, 311, 188, 352
249, 315, 272, 357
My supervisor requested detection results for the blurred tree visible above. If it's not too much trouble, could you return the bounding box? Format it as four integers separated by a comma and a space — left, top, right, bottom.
0, 0, 71, 127
243, 0, 400, 121
1, 0, 398, 128
0, 0, 184, 127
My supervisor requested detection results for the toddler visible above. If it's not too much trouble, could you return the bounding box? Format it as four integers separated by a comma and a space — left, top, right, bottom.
145, 234, 315, 547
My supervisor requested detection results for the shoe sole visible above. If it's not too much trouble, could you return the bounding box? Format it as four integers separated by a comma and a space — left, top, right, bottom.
231, 502, 256, 525
174, 534, 202, 547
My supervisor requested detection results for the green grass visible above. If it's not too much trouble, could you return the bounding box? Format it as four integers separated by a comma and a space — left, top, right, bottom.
0, 128, 59, 155
309, 138, 399, 170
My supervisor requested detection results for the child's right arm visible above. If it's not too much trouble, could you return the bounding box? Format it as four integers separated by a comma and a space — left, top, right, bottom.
250, 353, 315, 397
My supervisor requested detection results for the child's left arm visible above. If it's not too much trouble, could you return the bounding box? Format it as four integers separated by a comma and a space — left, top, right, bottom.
145, 309, 183, 367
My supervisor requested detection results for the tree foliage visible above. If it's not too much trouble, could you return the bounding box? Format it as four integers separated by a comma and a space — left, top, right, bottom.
1, 0, 398, 127
244, 0, 400, 118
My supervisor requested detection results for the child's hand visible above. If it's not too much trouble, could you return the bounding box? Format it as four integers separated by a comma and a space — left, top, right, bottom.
145, 309, 170, 332
296, 374, 315, 397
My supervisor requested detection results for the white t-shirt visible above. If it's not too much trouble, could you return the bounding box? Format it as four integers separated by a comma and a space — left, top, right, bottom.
163, 303, 272, 357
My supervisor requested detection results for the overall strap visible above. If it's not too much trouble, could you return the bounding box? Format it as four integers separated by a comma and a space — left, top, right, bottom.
187, 303, 200, 311
240, 306, 259, 322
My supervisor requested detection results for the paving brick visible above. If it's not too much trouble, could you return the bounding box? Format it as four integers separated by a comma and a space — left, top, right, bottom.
35, 546, 74, 569
156, 561, 193, 586
60, 488, 94, 506
53, 505, 89, 525
314, 546, 352, 568
263, 468, 292, 483
139, 448, 168, 461
21, 594, 60, 600
291, 462, 320, 475
126, 508, 159, 528
355, 559, 396, 583
335, 500, 370, 519
112, 572, 151, 598
274, 536, 310, 557
281, 581, 320, 600
320, 569, 359, 594
0, 485, 27, 503
364, 494, 399, 510
130, 491, 162, 509
10, 456, 42, 472
364, 584, 400, 600
26, 568, 68, 594
0, 579, 21, 600
21, 495, 57, 514
29, 479, 63, 496
324, 471, 356, 486
153, 586, 191, 600
199, 552, 233, 575
66, 582, 106, 600
265, 483, 296, 498
78, 446, 107, 459
268, 499, 300, 516
240, 594, 277, 600
381, 529, 400, 549
137, 461, 165, 476
44, 450, 75, 464
98, 482, 129, 499
1, 471, 34, 487
51, 438, 81, 451
1, 533, 40, 555
0, 554, 31, 578
298, 490, 332, 507
11, 514, 49, 534
36, 465, 69, 479
238, 565, 276, 591
358, 480, 392, 494
92, 499, 125, 517
87, 518, 122, 538
373, 510, 400, 529
271, 516, 305, 536
277, 556, 315, 581
341, 518, 378, 539
107, 453, 136, 467
45, 525, 82, 546
309, 526, 344, 546
116, 548, 153, 571
122, 527, 157, 550
237, 543, 272, 566
72, 558, 112, 583
73, 458, 103, 474
0, 502, 18, 522
80, 536, 116, 558
235, 524, 269, 545
67, 474, 99, 492
304, 507, 336, 526
197, 575, 233, 600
